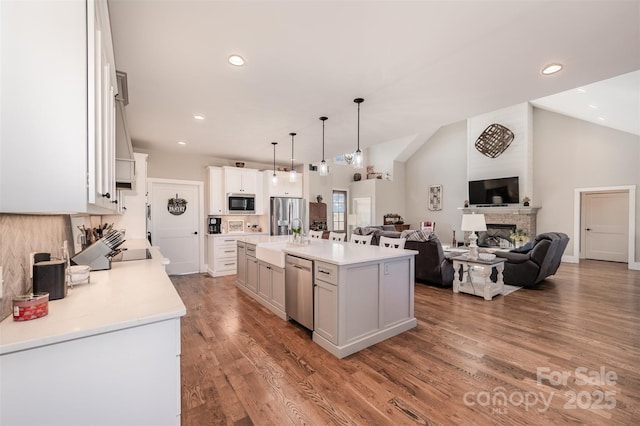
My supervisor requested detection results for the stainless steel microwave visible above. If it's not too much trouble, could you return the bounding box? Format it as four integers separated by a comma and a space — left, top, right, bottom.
227, 193, 255, 214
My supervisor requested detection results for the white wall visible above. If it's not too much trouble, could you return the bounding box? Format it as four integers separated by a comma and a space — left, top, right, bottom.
405, 121, 468, 244
532, 108, 640, 260
467, 102, 534, 202
405, 108, 639, 263
366, 138, 413, 180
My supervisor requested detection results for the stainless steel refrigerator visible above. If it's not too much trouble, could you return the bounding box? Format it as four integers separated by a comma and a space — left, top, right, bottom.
270, 197, 306, 236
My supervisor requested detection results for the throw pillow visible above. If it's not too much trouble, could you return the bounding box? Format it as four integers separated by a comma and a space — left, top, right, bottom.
401, 229, 432, 242
511, 242, 533, 253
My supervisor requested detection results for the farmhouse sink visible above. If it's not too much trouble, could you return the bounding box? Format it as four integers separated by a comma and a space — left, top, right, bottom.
255, 242, 288, 268
254, 238, 314, 269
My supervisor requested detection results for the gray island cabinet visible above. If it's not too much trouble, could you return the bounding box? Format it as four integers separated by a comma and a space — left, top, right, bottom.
237, 236, 417, 359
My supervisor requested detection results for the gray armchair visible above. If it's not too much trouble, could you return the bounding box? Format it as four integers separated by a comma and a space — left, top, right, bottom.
494, 232, 569, 287
353, 226, 454, 287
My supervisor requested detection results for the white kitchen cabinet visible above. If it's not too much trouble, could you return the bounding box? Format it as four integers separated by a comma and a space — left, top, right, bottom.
224, 166, 258, 195
0, 244, 185, 425
208, 166, 224, 215
236, 244, 286, 319
1, 318, 181, 426
254, 171, 265, 215
246, 246, 259, 293
265, 171, 303, 198
314, 262, 338, 345
237, 241, 247, 286
207, 235, 239, 277
271, 266, 285, 312
257, 261, 271, 300
0, 0, 118, 214
257, 261, 285, 314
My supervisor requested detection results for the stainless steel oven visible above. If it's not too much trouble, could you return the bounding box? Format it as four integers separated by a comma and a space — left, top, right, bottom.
227, 193, 255, 214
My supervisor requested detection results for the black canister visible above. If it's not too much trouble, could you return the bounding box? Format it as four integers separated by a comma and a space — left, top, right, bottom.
33, 258, 67, 300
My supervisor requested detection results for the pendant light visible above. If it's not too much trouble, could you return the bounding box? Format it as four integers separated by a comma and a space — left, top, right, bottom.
319, 116, 329, 176
271, 142, 278, 185
353, 98, 364, 169
289, 132, 297, 183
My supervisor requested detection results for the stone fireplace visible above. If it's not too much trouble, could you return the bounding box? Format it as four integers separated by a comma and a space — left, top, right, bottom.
462, 206, 539, 246
478, 223, 516, 247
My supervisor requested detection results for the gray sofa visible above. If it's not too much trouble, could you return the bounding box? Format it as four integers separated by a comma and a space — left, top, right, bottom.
353, 226, 454, 287
494, 232, 570, 287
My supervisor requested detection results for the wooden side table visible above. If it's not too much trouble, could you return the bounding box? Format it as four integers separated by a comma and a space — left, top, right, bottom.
452, 255, 506, 300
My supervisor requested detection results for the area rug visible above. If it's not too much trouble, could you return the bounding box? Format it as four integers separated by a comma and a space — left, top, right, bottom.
502, 284, 522, 296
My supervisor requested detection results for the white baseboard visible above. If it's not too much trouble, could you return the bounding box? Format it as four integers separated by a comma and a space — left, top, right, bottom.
562, 255, 579, 263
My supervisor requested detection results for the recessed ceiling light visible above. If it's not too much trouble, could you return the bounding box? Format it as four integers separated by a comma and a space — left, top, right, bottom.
178, 141, 186, 145
228, 55, 245, 66
542, 63, 563, 75
193, 114, 205, 120
577, 88, 587, 93
588, 104, 598, 110
597, 116, 606, 121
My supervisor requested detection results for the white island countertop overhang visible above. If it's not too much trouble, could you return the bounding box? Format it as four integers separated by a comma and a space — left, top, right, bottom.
237, 235, 418, 267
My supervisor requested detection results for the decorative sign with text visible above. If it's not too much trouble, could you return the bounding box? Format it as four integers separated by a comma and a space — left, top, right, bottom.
168, 194, 188, 215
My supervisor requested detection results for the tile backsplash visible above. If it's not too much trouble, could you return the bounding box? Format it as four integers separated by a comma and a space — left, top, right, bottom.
0, 214, 73, 321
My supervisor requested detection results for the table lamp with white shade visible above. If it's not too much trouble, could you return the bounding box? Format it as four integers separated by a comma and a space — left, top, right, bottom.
348, 214, 358, 237
461, 213, 486, 259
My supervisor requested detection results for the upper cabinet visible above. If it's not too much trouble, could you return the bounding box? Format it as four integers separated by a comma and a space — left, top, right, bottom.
209, 166, 263, 215
208, 167, 224, 215
224, 167, 257, 195
265, 171, 303, 198
0, 0, 118, 214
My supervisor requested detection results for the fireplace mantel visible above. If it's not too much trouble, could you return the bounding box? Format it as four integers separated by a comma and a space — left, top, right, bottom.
459, 206, 540, 236
460, 206, 540, 215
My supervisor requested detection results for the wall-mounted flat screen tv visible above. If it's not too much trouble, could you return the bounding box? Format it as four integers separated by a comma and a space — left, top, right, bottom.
468, 176, 520, 205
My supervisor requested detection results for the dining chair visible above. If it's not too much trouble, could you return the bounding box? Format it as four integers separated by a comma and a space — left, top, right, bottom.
350, 234, 373, 245
329, 232, 346, 242
308, 230, 323, 239
379, 236, 406, 249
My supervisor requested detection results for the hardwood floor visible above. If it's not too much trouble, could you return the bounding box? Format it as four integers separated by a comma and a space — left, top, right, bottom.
172, 260, 640, 425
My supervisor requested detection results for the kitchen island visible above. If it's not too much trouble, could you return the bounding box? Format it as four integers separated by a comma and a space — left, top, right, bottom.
237, 236, 417, 358
0, 241, 186, 426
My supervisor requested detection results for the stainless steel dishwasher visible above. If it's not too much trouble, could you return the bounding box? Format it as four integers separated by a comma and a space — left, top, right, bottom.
285, 254, 314, 330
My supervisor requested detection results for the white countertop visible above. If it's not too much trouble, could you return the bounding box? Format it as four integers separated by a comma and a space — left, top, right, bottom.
207, 232, 268, 238
282, 239, 417, 266
237, 235, 290, 245
0, 241, 186, 355
239, 235, 417, 267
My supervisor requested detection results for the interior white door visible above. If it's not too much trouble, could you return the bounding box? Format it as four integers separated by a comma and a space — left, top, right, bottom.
150, 181, 200, 274
583, 191, 629, 262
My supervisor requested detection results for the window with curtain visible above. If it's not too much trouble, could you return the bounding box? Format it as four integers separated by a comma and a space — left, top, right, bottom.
332, 190, 347, 232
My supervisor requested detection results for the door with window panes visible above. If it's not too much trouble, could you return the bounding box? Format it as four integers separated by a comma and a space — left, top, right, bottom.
332, 190, 347, 232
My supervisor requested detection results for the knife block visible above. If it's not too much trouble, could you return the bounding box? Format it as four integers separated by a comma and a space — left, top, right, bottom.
71, 240, 112, 271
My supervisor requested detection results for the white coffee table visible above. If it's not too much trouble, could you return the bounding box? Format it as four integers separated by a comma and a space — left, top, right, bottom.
452, 255, 506, 300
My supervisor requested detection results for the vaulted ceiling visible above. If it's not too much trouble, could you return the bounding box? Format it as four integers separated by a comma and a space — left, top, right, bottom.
108, 0, 640, 168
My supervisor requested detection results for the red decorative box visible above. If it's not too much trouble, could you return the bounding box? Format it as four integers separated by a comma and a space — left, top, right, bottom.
13, 293, 49, 321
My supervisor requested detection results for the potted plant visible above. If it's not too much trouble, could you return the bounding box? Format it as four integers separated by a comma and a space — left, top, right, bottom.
522, 196, 531, 207
510, 229, 529, 248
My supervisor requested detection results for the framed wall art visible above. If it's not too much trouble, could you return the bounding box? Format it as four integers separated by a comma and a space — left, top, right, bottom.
228, 220, 244, 233
428, 185, 442, 211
